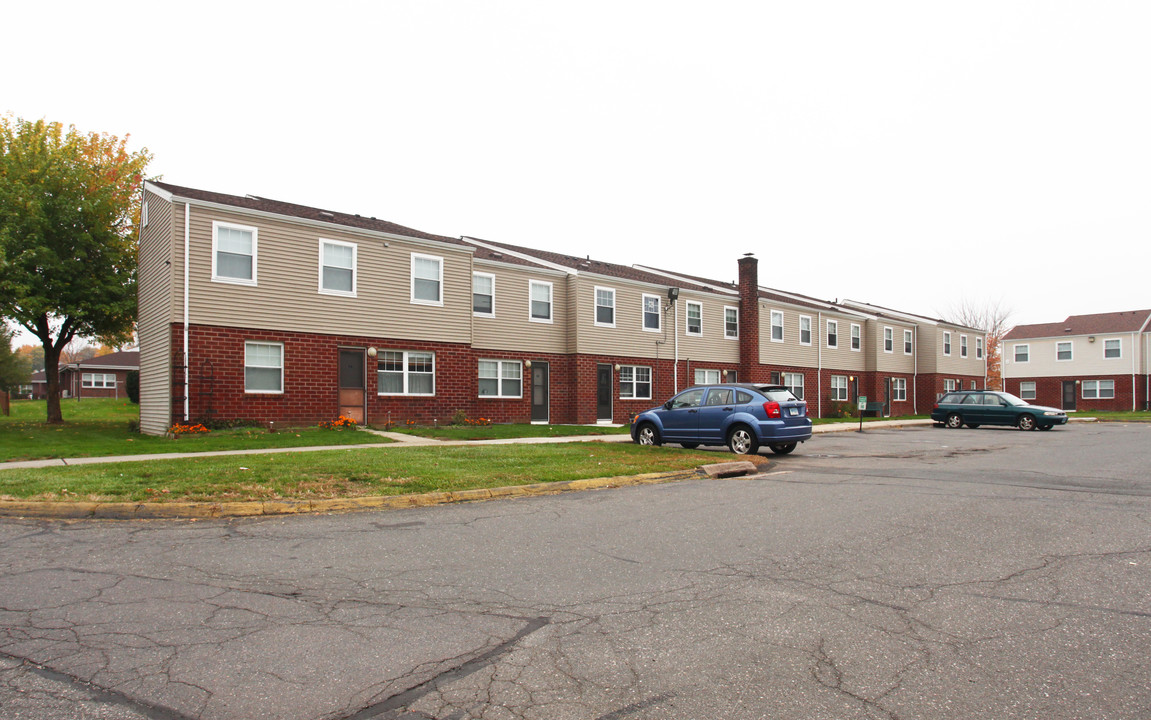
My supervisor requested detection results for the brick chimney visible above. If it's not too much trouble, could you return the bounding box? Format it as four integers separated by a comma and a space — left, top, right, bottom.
737, 254, 762, 381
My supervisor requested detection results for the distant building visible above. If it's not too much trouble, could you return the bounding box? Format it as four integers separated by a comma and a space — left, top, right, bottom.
30, 351, 139, 400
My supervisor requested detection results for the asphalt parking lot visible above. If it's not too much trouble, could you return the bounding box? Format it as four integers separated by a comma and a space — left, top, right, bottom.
2, 422, 1149, 719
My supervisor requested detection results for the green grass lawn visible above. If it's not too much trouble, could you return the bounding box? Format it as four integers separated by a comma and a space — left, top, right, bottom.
1078, 410, 1151, 422
1, 399, 389, 462
812, 414, 928, 425
388, 422, 631, 441
0, 442, 717, 503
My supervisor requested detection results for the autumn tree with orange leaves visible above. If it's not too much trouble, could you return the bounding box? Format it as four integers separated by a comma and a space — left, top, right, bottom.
0, 115, 152, 423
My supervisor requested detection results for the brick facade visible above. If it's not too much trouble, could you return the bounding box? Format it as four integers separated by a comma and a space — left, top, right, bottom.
1006, 374, 1149, 413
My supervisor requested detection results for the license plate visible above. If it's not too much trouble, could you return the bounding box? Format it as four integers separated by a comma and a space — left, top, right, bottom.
787, 407, 799, 416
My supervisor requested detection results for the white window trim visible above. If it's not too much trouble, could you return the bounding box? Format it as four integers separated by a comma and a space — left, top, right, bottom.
694, 368, 721, 385
943, 331, 952, 356
620, 364, 652, 399
1019, 381, 1037, 400
212, 220, 258, 286
318, 238, 357, 297
411, 253, 444, 307
976, 336, 984, 359
724, 306, 739, 340
830, 374, 848, 402
1056, 341, 1073, 362
884, 327, 894, 353
244, 341, 283, 395
377, 350, 436, 396
593, 286, 616, 328
641, 294, 662, 333
1103, 338, 1122, 359
473, 272, 496, 318
82, 373, 117, 388
799, 315, 812, 346
904, 329, 914, 356
685, 300, 703, 337
892, 377, 907, 401
782, 372, 804, 399
1014, 344, 1030, 363
960, 334, 968, 358
478, 359, 522, 398
530, 280, 554, 324
770, 310, 785, 343
826, 319, 839, 349
850, 323, 861, 352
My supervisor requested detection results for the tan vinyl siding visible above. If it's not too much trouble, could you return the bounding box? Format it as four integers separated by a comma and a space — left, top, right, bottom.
819, 315, 867, 373
471, 263, 569, 354
177, 205, 473, 343
673, 292, 740, 365
137, 190, 175, 435
1003, 335, 1135, 378
933, 326, 987, 376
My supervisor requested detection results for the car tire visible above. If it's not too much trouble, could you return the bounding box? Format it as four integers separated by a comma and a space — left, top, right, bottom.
680, 442, 699, 449
727, 425, 759, 455
636, 423, 662, 446
966, 424, 981, 429
945, 413, 963, 429
769, 443, 796, 455
1038, 424, 1053, 431
1017, 414, 1037, 431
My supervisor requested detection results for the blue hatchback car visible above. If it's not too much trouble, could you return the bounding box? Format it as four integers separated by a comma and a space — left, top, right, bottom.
631, 383, 812, 455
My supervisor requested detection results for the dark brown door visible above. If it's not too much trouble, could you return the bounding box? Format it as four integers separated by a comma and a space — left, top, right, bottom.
1062, 381, 1077, 411
597, 364, 613, 421
531, 362, 550, 423
338, 349, 366, 423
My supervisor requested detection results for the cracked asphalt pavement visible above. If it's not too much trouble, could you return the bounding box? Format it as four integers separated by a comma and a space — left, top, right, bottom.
2, 423, 1150, 719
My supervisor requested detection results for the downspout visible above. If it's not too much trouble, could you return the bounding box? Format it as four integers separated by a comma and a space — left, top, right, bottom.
913, 326, 919, 413
674, 300, 679, 393
1133, 332, 1137, 412
817, 312, 823, 418
183, 203, 191, 423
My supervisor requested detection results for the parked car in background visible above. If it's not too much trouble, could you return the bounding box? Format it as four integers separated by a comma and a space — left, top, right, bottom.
931, 390, 1068, 431
631, 384, 812, 455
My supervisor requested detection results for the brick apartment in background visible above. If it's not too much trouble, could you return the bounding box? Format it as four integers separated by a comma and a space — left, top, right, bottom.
28, 350, 139, 400
135, 181, 986, 435
1003, 310, 1151, 412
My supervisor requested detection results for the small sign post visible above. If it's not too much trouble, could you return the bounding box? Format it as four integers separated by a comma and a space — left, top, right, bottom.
857, 396, 867, 432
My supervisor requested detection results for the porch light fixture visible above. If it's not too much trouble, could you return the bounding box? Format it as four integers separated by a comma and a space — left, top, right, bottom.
524, 360, 532, 368
614, 364, 620, 371
367, 347, 377, 358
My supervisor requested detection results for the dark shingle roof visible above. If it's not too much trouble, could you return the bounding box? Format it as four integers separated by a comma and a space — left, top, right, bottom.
1004, 310, 1151, 340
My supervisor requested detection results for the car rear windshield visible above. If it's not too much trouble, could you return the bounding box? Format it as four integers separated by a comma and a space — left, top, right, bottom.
762, 389, 800, 403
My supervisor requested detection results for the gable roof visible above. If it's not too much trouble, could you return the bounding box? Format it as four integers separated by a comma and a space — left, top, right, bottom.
1004, 310, 1151, 340
78, 351, 140, 369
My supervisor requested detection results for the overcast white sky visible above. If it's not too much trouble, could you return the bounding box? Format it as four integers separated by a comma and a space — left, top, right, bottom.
5, 1, 1149, 346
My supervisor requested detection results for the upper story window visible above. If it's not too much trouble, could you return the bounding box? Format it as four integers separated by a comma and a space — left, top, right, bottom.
884, 327, 894, 353
851, 323, 861, 351
1056, 341, 1072, 361
960, 334, 968, 358
1014, 344, 1029, 363
411, 254, 443, 306
770, 310, 784, 342
724, 307, 739, 339
976, 337, 984, 359
686, 301, 703, 336
826, 320, 838, 348
943, 331, 952, 356
642, 294, 661, 332
319, 239, 356, 296
800, 316, 811, 345
244, 341, 283, 394
212, 221, 258, 285
1104, 338, 1121, 359
378, 350, 435, 395
904, 329, 913, 355
530, 280, 553, 323
595, 287, 615, 327
473, 272, 495, 316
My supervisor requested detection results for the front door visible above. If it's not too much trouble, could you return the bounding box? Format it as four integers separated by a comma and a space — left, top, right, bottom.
597, 364, 613, 421
338, 349, 366, 423
531, 362, 550, 423
1062, 381, 1077, 411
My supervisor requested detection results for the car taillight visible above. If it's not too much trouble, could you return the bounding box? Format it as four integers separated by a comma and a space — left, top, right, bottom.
763, 401, 781, 418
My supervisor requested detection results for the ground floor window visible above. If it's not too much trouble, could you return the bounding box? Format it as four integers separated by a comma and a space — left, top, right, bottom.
1082, 379, 1115, 399
830, 375, 848, 401
1019, 381, 1036, 400
82, 373, 117, 389
478, 360, 522, 398
694, 368, 721, 385
892, 377, 907, 401
620, 365, 652, 399
378, 350, 435, 395
783, 372, 804, 400
944, 379, 957, 393
245, 342, 283, 393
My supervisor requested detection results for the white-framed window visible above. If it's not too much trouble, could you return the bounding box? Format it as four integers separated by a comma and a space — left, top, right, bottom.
884, 327, 894, 353
944, 378, 957, 393
830, 374, 848, 402
943, 331, 952, 356
1019, 381, 1036, 400
378, 350, 435, 395
473, 272, 495, 317
694, 368, 721, 385
244, 341, 283, 394
1014, 344, 1029, 363
478, 360, 522, 398
141, 200, 149, 228
686, 301, 703, 336
724, 307, 739, 339
642, 294, 661, 332
620, 365, 652, 399
530, 280, 553, 323
800, 315, 812, 345
960, 334, 968, 358
212, 221, 258, 285
82, 373, 116, 389
1056, 341, 1073, 361
892, 377, 907, 401
783, 372, 804, 399
771, 310, 784, 342
1082, 379, 1115, 399
904, 329, 914, 355
411, 254, 443, 306
594, 286, 615, 327
318, 239, 356, 296
826, 319, 838, 348
850, 323, 861, 351
1104, 338, 1121, 359
971, 380, 978, 390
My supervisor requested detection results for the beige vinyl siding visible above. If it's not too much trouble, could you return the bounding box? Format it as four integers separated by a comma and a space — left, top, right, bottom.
866, 320, 916, 373
820, 315, 867, 373
176, 205, 473, 343
934, 326, 987, 376
673, 291, 740, 365
471, 263, 569, 354
575, 279, 669, 359
758, 304, 818, 367
1003, 335, 1137, 378
137, 190, 175, 435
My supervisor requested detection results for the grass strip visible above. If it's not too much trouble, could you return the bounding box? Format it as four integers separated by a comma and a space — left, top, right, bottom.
388, 423, 630, 440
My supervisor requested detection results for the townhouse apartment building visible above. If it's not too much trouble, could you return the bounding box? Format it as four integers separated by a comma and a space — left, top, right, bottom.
136, 181, 986, 435
1003, 310, 1151, 412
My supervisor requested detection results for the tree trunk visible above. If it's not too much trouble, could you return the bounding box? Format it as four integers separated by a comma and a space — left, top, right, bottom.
43, 341, 64, 424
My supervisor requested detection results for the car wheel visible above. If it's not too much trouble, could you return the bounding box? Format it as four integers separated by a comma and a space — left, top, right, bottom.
966, 424, 981, 429
727, 425, 759, 455
1038, 424, 1053, 431
680, 442, 699, 449
1017, 414, 1036, 431
945, 413, 963, 429
769, 443, 796, 455
636, 423, 662, 446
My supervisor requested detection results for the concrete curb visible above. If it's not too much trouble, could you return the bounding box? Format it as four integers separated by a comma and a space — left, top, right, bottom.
0, 469, 708, 521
